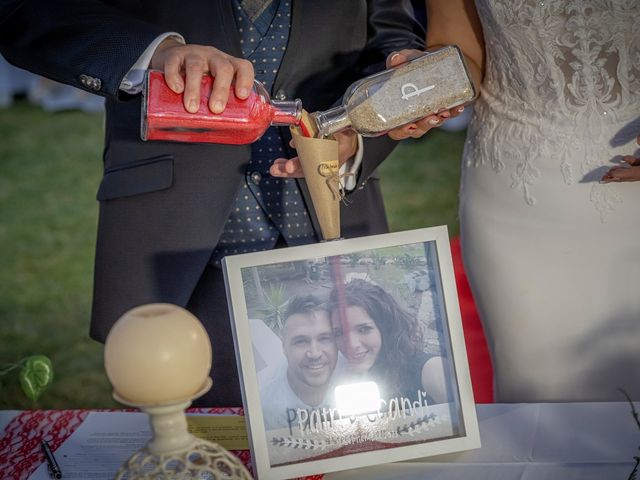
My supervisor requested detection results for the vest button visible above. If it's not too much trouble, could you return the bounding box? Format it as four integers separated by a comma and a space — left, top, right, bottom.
250, 172, 262, 185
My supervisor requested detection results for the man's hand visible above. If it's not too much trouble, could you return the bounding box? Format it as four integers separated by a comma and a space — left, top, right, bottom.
270, 130, 358, 178
151, 37, 254, 114
385, 49, 467, 141
601, 134, 640, 183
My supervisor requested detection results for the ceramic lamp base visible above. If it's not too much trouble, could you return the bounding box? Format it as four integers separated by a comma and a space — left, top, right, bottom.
113, 381, 252, 479
115, 437, 252, 479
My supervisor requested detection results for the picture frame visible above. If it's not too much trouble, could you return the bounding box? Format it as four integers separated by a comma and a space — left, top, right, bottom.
222, 226, 480, 479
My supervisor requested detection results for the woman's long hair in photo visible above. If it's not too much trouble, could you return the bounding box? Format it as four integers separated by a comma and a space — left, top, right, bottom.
330, 279, 425, 396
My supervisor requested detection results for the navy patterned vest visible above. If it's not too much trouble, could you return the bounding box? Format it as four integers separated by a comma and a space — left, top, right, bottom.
211, 0, 316, 265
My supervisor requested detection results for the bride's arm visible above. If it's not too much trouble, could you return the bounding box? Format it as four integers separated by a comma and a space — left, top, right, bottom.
426, 0, 485, 88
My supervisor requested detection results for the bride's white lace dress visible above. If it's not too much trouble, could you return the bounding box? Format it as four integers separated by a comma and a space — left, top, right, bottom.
461, 0, 640, 401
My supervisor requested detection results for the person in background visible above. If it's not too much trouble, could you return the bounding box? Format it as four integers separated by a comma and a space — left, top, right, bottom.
0, 54, 103, 112
0, 0, 430, 407
0, 54, 30, 108
425, 0, 640, 401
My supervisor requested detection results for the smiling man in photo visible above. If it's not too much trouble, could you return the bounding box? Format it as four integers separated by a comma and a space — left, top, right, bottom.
260, 294, 338, 431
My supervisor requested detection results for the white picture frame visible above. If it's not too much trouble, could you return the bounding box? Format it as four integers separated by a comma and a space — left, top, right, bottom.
222, 226, 480, 479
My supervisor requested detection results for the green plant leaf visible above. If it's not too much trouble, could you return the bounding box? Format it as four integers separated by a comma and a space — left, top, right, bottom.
256, 283, 289, 333
19, 355, 54, 401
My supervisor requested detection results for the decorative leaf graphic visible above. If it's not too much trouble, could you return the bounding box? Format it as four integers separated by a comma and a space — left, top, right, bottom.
19, 355, 53, 401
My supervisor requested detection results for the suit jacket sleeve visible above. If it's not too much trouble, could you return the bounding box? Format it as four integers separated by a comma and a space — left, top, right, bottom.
361, 0, 425, 75
0, 0, 169, 98
355, 0, 425, 188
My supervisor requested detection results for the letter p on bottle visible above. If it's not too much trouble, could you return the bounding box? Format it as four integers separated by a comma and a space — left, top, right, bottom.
401, 83, 435, 100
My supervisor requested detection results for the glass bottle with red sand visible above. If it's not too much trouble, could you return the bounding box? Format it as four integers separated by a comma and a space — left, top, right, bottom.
142, 70, 302, 144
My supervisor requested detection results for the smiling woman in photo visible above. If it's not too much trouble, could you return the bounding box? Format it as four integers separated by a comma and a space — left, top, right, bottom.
329, 279, 448, 405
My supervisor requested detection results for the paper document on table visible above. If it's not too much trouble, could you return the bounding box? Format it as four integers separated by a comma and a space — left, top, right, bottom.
29, 412, 150, 479
28, 412, 249, 479
187, 414, 249, 450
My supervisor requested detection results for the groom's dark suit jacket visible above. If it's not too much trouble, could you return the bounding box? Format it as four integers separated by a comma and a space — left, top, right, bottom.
0, 0, 423, 405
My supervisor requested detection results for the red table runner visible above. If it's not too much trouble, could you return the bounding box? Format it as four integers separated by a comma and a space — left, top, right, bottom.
0, 408, 323, 480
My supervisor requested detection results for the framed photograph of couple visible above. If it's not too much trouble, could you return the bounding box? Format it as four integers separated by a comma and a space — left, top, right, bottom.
222, 226, 480, 479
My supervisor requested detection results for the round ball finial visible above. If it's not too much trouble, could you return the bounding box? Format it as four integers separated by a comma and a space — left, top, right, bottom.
104, 303, 212, 404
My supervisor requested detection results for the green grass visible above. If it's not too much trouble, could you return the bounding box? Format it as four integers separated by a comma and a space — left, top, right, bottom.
0, 100, 464, 408
0, 101, 114, 409
380, 132, 465, 236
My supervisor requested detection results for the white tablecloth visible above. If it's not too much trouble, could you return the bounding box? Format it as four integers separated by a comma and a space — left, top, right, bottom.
1, 402, 638, 479
327, 402, 639, 479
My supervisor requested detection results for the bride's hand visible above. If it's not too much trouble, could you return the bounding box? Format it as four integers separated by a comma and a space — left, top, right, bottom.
601, 157, 640, 183
385, 49, 467, 141
601, 134, 640, 183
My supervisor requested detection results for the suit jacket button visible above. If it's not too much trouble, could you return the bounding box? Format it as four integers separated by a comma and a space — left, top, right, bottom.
79, 74, 101, 91
275, 90, 286, 100
250, 172, 262, 185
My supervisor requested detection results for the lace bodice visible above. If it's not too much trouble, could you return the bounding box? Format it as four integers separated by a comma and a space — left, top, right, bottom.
478, 0, 639, 121
466, 0, 640, 218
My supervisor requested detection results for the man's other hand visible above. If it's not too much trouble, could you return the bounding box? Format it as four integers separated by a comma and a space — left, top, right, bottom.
270, 130, 358, 179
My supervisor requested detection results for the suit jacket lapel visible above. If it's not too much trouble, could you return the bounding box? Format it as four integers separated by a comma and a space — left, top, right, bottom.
214, 0, 307, 90
216, 0, 243, 57
275, 0, 334, 240
273, 0, 306, 93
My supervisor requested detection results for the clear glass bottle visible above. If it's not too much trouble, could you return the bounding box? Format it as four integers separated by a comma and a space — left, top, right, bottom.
142, 70, 302, 144
312, 46, 477, 137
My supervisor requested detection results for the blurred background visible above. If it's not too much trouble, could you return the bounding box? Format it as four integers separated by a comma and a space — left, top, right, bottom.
0, 4, 471, 408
